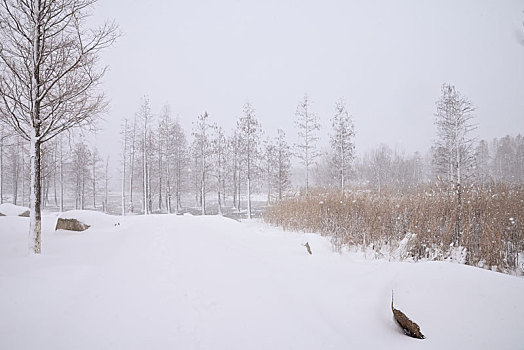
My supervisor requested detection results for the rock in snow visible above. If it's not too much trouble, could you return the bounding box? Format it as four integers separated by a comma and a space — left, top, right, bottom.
55, 210, 120, 231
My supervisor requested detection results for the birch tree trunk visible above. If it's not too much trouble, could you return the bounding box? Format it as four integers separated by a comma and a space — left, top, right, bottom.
121, 120, 127, 216
29, 0, 42, 253
29, 134, 42, 254
59, 137, 64, 212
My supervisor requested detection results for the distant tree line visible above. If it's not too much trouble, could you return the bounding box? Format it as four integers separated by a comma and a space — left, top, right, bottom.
0, 86, 522, 220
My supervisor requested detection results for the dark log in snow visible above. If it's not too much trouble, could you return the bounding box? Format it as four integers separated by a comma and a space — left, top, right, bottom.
305, 242, 312, 255
19, 210, 30, 217
391, 291, 425, 339
55, 218, 90, 232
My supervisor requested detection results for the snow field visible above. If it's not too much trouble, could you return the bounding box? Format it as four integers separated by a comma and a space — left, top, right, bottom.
0, 212, 523, 349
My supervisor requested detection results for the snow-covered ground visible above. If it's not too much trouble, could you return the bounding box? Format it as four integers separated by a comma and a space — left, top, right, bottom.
1, 212, 523, 349
0, 203, 29, 216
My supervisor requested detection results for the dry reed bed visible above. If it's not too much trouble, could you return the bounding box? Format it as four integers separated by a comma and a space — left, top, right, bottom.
264, 185, 524, 273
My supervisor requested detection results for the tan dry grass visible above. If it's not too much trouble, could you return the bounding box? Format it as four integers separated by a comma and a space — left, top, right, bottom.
264, 184, 524, 272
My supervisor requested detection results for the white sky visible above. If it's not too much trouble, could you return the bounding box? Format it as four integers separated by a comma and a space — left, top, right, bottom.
91, 0, 524, 161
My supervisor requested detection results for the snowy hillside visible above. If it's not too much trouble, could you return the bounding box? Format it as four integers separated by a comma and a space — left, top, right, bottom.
0, 212, 523, 349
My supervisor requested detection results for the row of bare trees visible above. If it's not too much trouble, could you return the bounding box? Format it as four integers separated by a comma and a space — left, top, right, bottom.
114, 93, 354, 218
114, 91, 341, 217
0, 126, 109, 212
118, 98, 293, 219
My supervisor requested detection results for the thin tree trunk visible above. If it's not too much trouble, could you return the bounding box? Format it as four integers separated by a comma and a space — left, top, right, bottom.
143, 125, 148, 215
0, 135, 3, 204
104, 156, 109, 213
129, 117, 136, 213
29, 0, 43, 253
247, 149, 252, 219
29, 135, 42, 254
166, 162, 171, 214
158, 142, 162, 211
59, 137, 64, 212
201, 146, 206, 215
92, 154, 96, 209
122, 120, 127, 216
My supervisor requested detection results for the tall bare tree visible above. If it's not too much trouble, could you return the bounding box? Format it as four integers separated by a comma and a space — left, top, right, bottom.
192, 112, 212, 215
120, 119, 128, 215
212, 125, 226, 214
274, 129, 291, 201
137, 97, 152, 215
169, 117, 187, 213
103, 155, 109, 213
237, 102, 261, 219
0, 0, 118, 253
0, 125, 9, 204
294, 94, 320, 195
91, 147, 102, 208
330, 98, 355, 195
433, 83, 476, 245
71, 140, 91, 210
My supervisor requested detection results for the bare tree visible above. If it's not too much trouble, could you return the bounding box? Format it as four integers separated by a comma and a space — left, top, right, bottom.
169, 117, 187, 213
120, 119, 128, 215
71, 140, 91, 210
128, 115, 137, 213
0, 125, 9, 203
212, 125, 226, 214
262, 137, 276, 204
274, 129, 292, 201
0, 0, 118, 253
330, 98, 355, 195
228, 130, 242, 212
237, 102, 261, 219
294, 94, 320, 195
137, 97, 153, 215
192, 112, 212, 215
157, 106, 171, 212
103, 155, 109, 213
91, 147, 102, 208
433, 83, 476, 245
58, 134, 66, 211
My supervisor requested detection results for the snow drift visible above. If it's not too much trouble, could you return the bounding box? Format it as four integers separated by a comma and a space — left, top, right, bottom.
0, 203, 29, 217
0, 212, 523, 349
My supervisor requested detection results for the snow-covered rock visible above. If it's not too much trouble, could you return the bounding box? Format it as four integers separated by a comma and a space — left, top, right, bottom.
0, 203, 30, 217
55, 210, 120, 231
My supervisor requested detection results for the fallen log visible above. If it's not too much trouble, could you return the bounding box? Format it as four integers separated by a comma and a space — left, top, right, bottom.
391, 290, 425, 339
